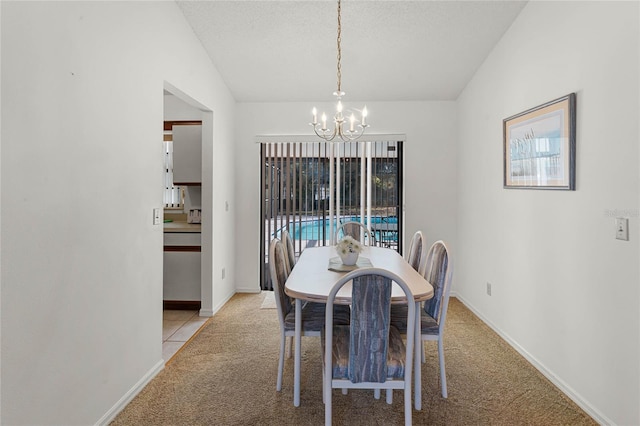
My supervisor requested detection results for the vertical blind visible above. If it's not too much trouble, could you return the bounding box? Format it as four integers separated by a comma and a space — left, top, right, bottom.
163, 137, 182, 208
163, 121, 202, 208
260, 139, 403, 290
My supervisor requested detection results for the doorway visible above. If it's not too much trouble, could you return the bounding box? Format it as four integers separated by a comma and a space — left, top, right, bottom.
162, 85, 213, 359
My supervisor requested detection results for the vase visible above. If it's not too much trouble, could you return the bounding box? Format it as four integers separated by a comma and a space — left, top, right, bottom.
339, 251, 359, 266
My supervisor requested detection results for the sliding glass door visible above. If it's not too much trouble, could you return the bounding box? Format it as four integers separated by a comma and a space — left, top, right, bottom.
260, 139, 403, 290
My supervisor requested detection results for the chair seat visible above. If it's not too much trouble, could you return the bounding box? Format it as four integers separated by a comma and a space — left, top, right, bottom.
322, 324, 407, 380
284, 302, 350, 332
389, 305, 438, 334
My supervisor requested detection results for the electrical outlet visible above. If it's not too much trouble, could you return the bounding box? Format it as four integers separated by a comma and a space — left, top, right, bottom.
222, 268, 226, 279
486, 282, 492, 296
616, 217, 629, 241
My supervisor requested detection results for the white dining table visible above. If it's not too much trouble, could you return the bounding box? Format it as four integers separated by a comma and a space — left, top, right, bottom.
284, 245, 434, 409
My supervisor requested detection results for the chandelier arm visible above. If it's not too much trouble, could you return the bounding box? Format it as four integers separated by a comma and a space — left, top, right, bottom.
341, 125, 366, 142
313, 124, 338, 142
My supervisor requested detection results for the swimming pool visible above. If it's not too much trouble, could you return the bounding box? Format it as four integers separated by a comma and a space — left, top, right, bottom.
280, 216, 398, 241
290, 219, 331, 241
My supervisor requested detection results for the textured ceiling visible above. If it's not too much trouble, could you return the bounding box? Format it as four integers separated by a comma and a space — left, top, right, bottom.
176, 1, 527, 102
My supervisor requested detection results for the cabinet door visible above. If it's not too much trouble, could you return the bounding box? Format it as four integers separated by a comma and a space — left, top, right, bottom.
172, 125, 202, 184
163, 232, 201, 246
163, 251, 201, 301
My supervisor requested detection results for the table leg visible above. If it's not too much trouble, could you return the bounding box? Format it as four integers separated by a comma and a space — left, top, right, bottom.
294, 298, 302, 407
414, 300, 422, 410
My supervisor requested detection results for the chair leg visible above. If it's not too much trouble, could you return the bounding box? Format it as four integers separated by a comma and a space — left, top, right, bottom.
438, 336, 447, 398
324, 341, 332, 425
286, 335, 293, 359
277, 334, 285, 391
386, 389, 393, 404
421, 340, 426, 363
404, 385, 412, 426
325, 385, 332, 425
374, 389, 381, 399
322, 363, 325, 404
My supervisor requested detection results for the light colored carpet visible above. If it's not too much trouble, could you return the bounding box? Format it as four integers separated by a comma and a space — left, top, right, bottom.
112, 293, 596, 426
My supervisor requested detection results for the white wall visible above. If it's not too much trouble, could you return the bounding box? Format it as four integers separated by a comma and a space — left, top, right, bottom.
0, 3, 3, 422
164, 93, 203, 121
456, 2, 639, 425
0, 2, 235, 424
234, 101, 457, 292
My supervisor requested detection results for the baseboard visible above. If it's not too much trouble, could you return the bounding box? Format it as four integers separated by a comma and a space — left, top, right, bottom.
235, 287, 262, 294
163, 300, 201, 310
199, 290, 236, 317
95, 359, 164, 426
95, 291, 253, 424
454, 294, 611, 426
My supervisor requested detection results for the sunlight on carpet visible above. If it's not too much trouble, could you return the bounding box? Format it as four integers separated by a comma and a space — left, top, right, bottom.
260, 291, 276, 309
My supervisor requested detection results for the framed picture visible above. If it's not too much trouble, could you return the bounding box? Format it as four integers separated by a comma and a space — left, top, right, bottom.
503, 93, 576, 190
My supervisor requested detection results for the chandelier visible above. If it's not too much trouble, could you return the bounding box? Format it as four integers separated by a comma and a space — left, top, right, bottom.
310, 0, 368, 142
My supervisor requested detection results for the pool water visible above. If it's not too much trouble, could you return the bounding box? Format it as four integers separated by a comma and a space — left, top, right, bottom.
284, 216, 398, 241
291, 220, 331, 241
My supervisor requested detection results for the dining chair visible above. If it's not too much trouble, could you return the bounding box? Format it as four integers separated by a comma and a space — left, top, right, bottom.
393, 230, 426, 383
335, 221, 375, 246
322, 268, 415, 426
406, 230, 427, 275
390, 240, 453, 398
268, 238, 350, 393
390, 230, 425, 341
281, 229, 296, 273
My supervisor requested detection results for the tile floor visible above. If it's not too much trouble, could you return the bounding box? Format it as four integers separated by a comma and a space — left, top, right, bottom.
162, 310, 209, 363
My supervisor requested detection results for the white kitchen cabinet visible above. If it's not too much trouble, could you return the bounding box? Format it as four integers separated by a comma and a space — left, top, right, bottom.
163, 232, 201, 302
163, 251, 201, 301
172, 124, 201, 184
163, 232, 200, 246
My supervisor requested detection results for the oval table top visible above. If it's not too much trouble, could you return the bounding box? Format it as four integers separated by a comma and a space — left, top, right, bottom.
284, 245, 433, 304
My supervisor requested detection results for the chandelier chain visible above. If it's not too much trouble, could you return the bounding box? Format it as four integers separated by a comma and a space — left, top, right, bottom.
336, 0, 342, 93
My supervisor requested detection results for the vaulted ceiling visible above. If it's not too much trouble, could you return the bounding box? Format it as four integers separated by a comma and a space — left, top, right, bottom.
177, 1, 527, 102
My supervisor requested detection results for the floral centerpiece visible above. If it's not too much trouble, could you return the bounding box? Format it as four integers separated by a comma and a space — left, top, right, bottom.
336, 235, 363, 266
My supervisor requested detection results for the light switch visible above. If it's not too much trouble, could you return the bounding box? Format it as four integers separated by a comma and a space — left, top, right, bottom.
616, 217, 629, 241
153, 208, 162, 225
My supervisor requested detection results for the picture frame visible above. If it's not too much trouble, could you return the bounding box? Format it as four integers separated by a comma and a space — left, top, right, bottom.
503, 93, 576, 190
